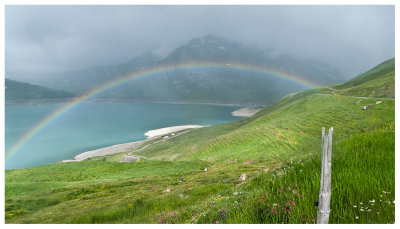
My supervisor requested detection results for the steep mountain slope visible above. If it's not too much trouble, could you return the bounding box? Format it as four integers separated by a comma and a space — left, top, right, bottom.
5, 78, 74, 102
30, 35, 345, 105
5, 59, 394, 224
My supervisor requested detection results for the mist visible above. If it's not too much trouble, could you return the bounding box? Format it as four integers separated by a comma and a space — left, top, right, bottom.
5, 5, 394, 80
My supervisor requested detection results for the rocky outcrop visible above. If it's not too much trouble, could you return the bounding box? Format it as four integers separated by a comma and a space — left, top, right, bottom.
239, 173, 248, 181
362, 105, 372, 110
120, 156, 140, 162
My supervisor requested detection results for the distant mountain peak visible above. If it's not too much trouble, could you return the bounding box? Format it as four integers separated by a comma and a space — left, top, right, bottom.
151, 47, 173, 59
17, 35, 345, 105
203, 34, 223, 42
188, 34, 231, 47
124, 51, 160, 67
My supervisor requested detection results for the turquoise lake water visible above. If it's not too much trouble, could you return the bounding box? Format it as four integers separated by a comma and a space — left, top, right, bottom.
5, 102, 244, 170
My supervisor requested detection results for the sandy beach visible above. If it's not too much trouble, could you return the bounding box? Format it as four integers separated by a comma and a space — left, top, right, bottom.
61, 140, 149, 162
231, 107, 261, 117
61, 125, 206, 163
144, 125, 206, 138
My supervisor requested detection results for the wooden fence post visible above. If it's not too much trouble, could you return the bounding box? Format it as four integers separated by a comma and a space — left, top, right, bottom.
317, 127, 333, 224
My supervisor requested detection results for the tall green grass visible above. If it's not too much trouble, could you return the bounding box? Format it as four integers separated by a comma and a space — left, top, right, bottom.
192, 125, 395, 224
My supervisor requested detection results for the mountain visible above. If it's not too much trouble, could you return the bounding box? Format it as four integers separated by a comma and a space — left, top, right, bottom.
5, 78, 74, 102
32, 51, 161, 95
5, 58, 394, 223
30, 35, 345, 105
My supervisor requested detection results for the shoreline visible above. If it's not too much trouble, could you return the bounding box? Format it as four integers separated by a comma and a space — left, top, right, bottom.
61, 125, 207, 163
144, 125, 206, 138
60, 106, 261, 163
231, 107, 262, 117
7, 98, 262, 107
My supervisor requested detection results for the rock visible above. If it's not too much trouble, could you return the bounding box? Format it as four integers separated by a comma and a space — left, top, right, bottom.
163, 188, 171, 193
204, 168, 208, 172
163, 136, 169, 140
376, 101, 383, 104
179, 194, 188, 199
120, 156, 139, 162
239, 173, 248, 181
260, 165, 266, 168
233, 191, 238, 196
362, 105, 372, 110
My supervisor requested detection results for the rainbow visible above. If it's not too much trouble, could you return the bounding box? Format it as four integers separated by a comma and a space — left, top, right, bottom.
5, 61, 321, 161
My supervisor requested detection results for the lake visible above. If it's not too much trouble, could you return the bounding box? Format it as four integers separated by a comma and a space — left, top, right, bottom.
5, 102, 245, 170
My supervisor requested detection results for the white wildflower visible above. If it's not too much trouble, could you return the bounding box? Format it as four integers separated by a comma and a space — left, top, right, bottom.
353, 205, 357, 208
369, 199, 375, 203
355, 216, 359, 219
368, 209, 372, 212
360, 209, 364, 211
360, 202, 363, 205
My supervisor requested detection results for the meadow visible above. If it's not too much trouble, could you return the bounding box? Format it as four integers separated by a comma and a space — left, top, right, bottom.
5, 58, 395, 223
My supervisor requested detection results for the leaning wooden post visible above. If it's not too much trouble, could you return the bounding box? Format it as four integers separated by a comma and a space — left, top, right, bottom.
317, 127, 333, 224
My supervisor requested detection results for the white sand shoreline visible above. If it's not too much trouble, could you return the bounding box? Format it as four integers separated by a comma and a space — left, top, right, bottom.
231, 107, 261, 117
144, 125, 206, 138
61, 125, 206, 163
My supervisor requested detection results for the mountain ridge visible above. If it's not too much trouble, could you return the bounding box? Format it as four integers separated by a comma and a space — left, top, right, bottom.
5, 78, 74, 102
11, 35, 346, 105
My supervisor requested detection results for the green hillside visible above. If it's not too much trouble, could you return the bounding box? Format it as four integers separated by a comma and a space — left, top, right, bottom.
332, 58, 394, 98
5, 78, 74, 101
5, 59, 395, 224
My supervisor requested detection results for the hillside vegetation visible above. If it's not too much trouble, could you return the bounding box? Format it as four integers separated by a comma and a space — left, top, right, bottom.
5, 78, 74, 102
332, 58, 395, 98
5, 58, 394, 224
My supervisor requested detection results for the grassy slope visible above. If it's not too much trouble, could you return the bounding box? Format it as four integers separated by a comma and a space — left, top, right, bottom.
5, 59, 395, 223
332, 58, 395, 98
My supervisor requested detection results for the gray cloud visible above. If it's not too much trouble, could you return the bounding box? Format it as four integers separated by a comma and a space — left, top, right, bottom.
5, 5, 394, 79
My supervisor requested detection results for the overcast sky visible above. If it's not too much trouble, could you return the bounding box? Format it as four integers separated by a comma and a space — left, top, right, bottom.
5, 5, 394, 79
